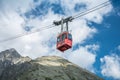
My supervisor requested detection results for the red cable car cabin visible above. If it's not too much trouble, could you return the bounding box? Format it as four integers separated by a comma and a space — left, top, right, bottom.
57, 31, 72, 52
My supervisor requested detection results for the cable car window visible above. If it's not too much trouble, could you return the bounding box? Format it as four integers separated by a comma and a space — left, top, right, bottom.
62, 34, 67, 41
57, 36, 60, 42
68, 34, 72, 40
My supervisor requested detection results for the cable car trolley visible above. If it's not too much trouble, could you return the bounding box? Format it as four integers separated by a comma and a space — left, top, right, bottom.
53, 16, 73, 52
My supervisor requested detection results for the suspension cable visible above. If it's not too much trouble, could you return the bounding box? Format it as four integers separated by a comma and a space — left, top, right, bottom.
0, 24, 55, 43
73, 1, 110, 19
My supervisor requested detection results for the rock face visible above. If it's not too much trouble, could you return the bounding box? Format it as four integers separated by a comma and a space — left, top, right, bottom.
0, 48, 31, 79
0, 48, 21, 76
0, 48, 103, 80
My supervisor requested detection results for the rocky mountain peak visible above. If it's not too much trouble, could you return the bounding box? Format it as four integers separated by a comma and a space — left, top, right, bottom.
35, 56, 75, 67
0, 48, 21, 62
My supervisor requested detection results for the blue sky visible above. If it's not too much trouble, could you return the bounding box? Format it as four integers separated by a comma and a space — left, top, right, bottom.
0, 0, 120, 80
92, 12, 120, 79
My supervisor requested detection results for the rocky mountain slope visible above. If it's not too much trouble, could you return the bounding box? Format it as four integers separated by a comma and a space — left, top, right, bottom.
0, 48, 103, 80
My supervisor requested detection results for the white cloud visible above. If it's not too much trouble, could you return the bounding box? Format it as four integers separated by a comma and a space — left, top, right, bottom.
70, 19, 97, 45
100, 54, 120, 79
85, 44, 99, 51
60, 0, 112, 23
118, 45, 120, 51
0, 11, 24, 39
68, 44, 99, 72
0, 0, 33, 40
0, 0, 33, 13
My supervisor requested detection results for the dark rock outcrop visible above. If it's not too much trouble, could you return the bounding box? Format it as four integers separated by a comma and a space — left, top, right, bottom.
0, 48, 31, 79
